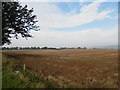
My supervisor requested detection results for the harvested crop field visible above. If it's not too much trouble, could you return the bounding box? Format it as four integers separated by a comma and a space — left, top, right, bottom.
2, 49, 118, 88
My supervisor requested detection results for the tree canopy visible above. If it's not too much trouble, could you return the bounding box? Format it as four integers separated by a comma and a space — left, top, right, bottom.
2, 2, 39, 45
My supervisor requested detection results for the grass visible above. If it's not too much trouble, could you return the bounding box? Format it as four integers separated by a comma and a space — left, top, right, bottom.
2, 55, 58, 88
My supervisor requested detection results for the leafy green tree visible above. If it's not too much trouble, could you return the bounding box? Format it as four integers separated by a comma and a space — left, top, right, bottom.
2, 2, 39, 45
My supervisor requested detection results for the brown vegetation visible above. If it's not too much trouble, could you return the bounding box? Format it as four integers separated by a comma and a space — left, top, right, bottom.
2, 49, 118, 88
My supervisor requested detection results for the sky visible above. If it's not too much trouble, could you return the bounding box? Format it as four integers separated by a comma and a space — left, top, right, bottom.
4, 0, 118, 48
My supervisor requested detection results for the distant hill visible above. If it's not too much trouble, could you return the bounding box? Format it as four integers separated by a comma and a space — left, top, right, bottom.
93, 45, 119, 49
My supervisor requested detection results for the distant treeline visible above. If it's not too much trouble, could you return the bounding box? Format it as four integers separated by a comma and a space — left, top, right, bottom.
1, 46, 90, 50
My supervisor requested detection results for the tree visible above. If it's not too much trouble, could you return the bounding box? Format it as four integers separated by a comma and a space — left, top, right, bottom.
2, 2, 39, 45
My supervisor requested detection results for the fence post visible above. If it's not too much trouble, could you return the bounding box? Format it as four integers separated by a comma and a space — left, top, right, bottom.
23, 64, 26, 71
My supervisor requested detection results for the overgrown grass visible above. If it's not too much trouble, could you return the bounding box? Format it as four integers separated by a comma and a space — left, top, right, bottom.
2, 55, 58, 88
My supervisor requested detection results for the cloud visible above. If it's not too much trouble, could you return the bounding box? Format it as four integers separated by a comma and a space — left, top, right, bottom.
6, 26, 118, 47
30, 1, 113, 28
6, 1, 117, 47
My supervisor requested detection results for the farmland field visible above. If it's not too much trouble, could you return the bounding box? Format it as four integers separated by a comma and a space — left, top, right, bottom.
2, 49, 118, 88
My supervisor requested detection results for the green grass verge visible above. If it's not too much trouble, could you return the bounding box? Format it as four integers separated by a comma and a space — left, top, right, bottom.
2, 55, 58, 88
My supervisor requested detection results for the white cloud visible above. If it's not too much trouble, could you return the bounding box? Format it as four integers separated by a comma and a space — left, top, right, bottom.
5, 1, 117, 47
6, 26, 118, 47
28, 1, 113, 28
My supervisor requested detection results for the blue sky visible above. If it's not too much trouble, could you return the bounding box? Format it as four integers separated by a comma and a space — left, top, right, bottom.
6, 1, 118, 48
50, 2, 118, 31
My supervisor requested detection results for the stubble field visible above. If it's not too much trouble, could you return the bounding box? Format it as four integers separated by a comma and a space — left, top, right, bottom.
2, 49, 118, 88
